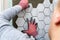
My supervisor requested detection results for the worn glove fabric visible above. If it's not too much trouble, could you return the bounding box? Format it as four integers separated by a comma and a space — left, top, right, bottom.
22, 17, 38, 37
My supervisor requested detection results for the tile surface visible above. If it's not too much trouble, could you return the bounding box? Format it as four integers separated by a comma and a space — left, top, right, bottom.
37, 4, 44, 12
14, 0, 57, 40
16, 18, 25, 26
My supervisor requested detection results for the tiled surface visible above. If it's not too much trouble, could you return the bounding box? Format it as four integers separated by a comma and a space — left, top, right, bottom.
17, 10, 25, 18
44, 33, 50, 40
31, 8, 38, 16
44, 17, 50, 25
44, 8, 51, 16
16, 18, 25, 26
43, 0, 50, 7
37, 13, 45, 21
14, 0, 56, 40
37, 4, 44, 12
25, 3, 33, 13
37, 29, 45, 38
24, 13, 32, 20
38, 21, 45, 29
44, 25, 50, 33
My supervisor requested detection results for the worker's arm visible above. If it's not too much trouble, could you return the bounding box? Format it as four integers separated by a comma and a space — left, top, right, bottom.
0, 5, 22, 21
0, 0, 35, 40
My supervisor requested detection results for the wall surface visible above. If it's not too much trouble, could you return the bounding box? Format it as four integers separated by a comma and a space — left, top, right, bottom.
0, 0, 12, 11
12, 0, 57, 40
0, 0, 3, 12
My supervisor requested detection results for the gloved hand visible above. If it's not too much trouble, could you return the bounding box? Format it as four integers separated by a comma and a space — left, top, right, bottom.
22, 17, 38, 37
19, 0, 28, 9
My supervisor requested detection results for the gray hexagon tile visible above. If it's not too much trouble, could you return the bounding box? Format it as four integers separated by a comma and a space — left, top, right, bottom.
24, 13, 32, 20
17, 10, 25, 18
17, 26, 24, 31
44, 33, 50, 40
37, 4, 44, 12
44, 25, 50, 33
50, 4, 54, 12
36, 29, 45, 39
32, 17, 39, 23
39, 38, 45, 40
43, 0, 50, 7
36, 37, 44, 40
31, 8, 38, 16
37, 13, 45, 21
23, 22, 28, 30
44, 8, 51, 16
44, 17, 50, 25
25, 3, 33, 13
16, 18, 25, 26
38, 21, 45, 29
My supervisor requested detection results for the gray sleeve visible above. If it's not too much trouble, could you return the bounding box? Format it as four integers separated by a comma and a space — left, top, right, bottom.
0, 5, 35, 40
0, 5, 22, 21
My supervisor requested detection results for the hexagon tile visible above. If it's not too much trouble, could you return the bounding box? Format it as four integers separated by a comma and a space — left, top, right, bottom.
15, 0, 56, 40
44, 33, 50, 40
44, 8, 51, 16
37, 4, 44, 12
36, 29, 45, 40
43, 0, 50, 7
31, 8, 38, 17
38, 21, 45, 29
17, 10, 25, 18
24, 13, 32, 20
16, 18, 25, 27
44, 17, 50, 25
37, 12, 45, 21
44, 25, 50, 33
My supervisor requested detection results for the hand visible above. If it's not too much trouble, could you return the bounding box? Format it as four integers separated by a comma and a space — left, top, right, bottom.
19, 0, 28, 9
22, 17, 38, 37
48, 0, 60, 40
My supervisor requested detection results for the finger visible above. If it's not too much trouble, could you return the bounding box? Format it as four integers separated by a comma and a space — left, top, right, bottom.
28, 5, 30, 8
21, 30, 29, 33
26, 5, 30, 9
26, 18, 29, 26
35, 23, 38, 29
30, 17, 33, 23
35, 38, 37, 40
33, 19, 35, 24
21, 30, 26, 33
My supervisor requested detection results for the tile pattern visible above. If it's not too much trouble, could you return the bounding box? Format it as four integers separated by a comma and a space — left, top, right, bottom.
15, 0, 56, 40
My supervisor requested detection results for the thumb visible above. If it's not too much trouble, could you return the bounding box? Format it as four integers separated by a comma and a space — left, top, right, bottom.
21, 30, 29, 33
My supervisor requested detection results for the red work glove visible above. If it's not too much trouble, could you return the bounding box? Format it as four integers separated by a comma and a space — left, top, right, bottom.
22, 17, 38, 37
19, 0, 28, 9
